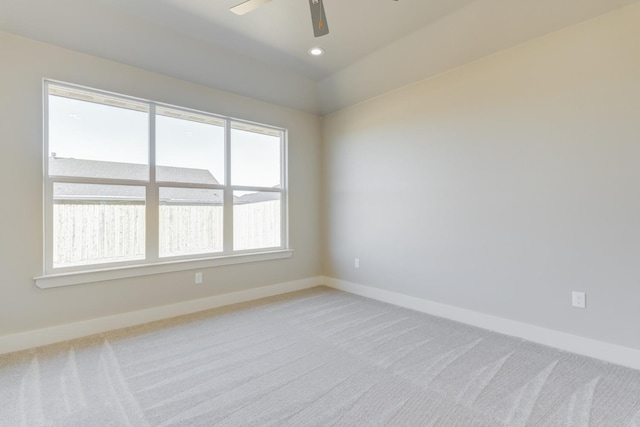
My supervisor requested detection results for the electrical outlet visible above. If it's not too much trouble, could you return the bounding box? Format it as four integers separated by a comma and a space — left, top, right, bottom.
572, 291, 586, 309
354, 258, 360, 269
195, 272, 203, 284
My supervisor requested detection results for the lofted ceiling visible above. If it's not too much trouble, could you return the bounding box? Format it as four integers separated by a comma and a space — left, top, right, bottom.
93, 0, 477, 81
0, 0, 638, 114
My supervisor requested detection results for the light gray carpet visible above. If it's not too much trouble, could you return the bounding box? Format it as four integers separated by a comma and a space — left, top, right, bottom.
1, 287, 640, 426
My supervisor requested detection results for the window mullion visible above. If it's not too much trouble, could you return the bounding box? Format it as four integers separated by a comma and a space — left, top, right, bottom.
46, 176, 149, 186
43, 82, 53, 274
228, 185, 284, 193
281, 130, 288, 249
223, 119, 233, 253
146, 104, 159, 262
153, 182, 225, 190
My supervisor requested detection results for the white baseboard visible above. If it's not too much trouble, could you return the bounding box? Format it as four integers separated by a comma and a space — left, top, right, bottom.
0, 276, 322, 355
324, 276, 640, 371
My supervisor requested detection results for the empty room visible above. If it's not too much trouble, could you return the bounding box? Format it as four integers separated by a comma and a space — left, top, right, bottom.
1, 0, 640, 425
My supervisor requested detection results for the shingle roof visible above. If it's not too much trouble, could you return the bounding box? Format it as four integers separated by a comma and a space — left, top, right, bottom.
49, 157, 220, 185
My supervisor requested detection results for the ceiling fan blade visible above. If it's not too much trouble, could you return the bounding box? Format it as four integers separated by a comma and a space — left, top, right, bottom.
309, 0, 329, 37
230, 0, 272, 16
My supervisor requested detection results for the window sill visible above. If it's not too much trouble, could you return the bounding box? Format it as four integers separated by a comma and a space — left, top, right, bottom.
34, 250, 294, 289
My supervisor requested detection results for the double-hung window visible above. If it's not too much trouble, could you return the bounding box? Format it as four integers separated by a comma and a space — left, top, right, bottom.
41, 81, 288, 284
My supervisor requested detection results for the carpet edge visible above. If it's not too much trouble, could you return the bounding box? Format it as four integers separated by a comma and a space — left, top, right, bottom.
0, 276, 323, 355
324, 276, 640, 371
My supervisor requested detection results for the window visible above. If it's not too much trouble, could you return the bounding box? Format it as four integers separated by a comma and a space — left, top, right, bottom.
43, 81, 288, 279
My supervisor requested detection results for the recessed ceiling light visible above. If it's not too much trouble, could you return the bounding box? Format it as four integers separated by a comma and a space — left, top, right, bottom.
308, 47, 324, 56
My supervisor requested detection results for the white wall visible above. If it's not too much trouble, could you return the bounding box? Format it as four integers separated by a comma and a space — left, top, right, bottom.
0, 32, 322, 336
323, 4, 640, 349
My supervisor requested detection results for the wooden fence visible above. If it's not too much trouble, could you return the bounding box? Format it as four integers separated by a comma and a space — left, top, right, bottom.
53, 201, 280, 268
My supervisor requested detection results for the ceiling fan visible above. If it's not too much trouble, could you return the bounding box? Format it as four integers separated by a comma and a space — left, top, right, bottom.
230, 0, 330, 37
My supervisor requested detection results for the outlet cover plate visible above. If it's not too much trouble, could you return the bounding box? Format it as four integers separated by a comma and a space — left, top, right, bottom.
572, 291, 586, 308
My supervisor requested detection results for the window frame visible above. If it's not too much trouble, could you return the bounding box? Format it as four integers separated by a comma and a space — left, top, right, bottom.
38, 80, 290, 288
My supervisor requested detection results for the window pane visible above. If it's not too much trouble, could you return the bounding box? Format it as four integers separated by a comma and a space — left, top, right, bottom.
53, 183, 145, 268
234, 191, 281, 251
156, 108, 225, 185
231, 123, 281, 188
159, 187, 223, 257
48, 87, 149, 181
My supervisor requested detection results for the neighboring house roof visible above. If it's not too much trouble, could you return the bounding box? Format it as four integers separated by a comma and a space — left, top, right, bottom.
49, 157, 219, 185
54, 182, 146, 203
51, 157, 279, 204
234, 191, 280, 204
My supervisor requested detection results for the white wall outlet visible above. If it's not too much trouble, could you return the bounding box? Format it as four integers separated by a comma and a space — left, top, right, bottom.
195, 272, 203, 284
354, 258, 360, 269
572, 291, 586, 308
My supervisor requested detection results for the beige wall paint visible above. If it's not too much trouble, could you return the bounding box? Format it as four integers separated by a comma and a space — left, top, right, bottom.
323, 4, 640, 349
0, 32, 322, 335
2, 2, 640, 353
316, 0, 639, 114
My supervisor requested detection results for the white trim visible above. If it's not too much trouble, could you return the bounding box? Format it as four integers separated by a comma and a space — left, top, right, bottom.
2, 276, 321, 355
223, 119, 232, 252
43, 81, 52, 274
35, 250, 294, 288
147, 103, 159, 263
324, 277, 640, 371
281, 129, 289, 249
42, 79, 290, 277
